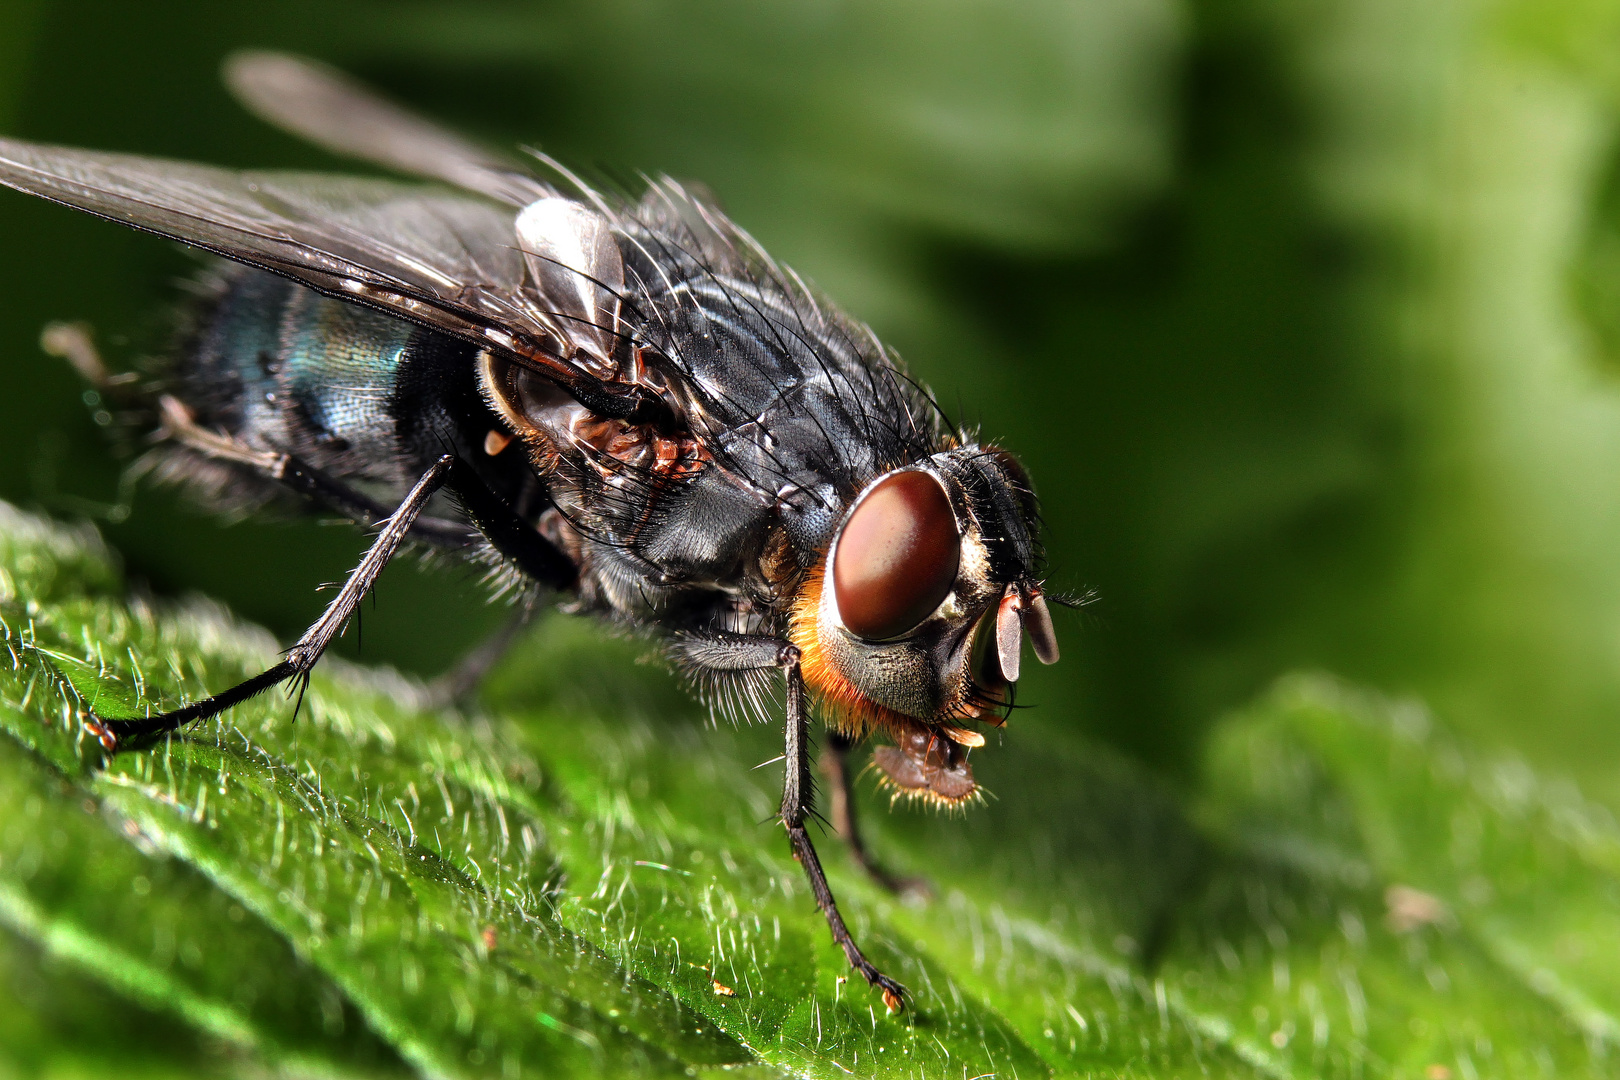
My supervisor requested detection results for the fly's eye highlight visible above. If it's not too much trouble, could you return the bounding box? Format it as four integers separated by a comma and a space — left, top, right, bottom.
832, 470, 960, 641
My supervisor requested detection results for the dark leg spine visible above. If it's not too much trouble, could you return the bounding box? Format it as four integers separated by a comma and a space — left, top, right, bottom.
86, 454, 457, 750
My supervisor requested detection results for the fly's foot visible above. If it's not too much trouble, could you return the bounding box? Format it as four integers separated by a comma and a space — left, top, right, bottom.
869, 969, 907, 1013
82, 715, 119, 752
846, 951, 906, 1011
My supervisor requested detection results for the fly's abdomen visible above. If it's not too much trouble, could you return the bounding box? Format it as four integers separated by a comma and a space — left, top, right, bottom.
179, 265, 418, 489
164, 264, 526, 527
281, 287, 408, 467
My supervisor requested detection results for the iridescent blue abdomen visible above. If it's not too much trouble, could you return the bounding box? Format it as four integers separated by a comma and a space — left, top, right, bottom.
184, 269, 410, 483
175, 264, 502, 507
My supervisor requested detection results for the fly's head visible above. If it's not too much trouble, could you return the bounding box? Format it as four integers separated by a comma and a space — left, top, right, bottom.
791, 446, 1059, 808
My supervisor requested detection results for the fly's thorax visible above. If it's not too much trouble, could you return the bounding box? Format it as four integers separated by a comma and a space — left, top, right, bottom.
477, 345, 782, 616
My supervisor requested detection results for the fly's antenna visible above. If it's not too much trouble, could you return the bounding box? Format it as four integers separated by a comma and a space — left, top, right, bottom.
1043, 587, 1099, 610
1043, 587, 1106, 634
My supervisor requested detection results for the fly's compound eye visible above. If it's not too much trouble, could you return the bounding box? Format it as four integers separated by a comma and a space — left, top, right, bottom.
832, 470, 960, 641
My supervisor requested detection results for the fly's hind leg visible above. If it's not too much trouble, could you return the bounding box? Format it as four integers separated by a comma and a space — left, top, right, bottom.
423, 603, 533, 708
821, 731, 932, 900
84, 454, 456, 751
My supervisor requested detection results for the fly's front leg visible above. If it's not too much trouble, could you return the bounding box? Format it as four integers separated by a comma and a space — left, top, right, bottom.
664, 631, 906, 1009
821, 731, 931, 899
779, 648, 906, 1011
84, 454, 456, 751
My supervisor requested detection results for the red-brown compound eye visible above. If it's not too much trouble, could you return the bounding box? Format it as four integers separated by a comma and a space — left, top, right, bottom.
832, 470, 961, 640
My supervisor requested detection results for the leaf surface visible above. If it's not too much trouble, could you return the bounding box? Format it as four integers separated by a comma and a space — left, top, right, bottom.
4, 505, 1618, 1078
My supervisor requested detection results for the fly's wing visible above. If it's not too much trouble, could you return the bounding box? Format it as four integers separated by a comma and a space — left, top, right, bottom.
223, 51, 548, 209
0, 138, 633, 397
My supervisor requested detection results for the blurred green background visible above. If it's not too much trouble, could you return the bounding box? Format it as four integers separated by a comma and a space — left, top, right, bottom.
4, 0, 1620, 810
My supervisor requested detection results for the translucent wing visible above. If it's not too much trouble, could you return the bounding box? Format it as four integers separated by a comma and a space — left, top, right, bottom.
223, 51, 547, 208
0, 138, 627, 395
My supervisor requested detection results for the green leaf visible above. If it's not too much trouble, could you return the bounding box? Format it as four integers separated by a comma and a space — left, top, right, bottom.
0, 734, 410, 1076
6, 501, 1620, 1078
1185, 674, 1620, 1076
0, 921, 248, 1079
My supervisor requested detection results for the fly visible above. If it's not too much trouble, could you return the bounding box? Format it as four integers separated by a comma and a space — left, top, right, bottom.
0, 52, 1065, 1010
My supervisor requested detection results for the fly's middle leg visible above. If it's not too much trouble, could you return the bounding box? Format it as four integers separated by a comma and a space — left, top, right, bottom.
821, 731, 931, 900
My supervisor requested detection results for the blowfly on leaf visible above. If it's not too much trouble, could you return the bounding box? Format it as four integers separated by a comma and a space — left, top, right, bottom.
0, 52, 1066, 1009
